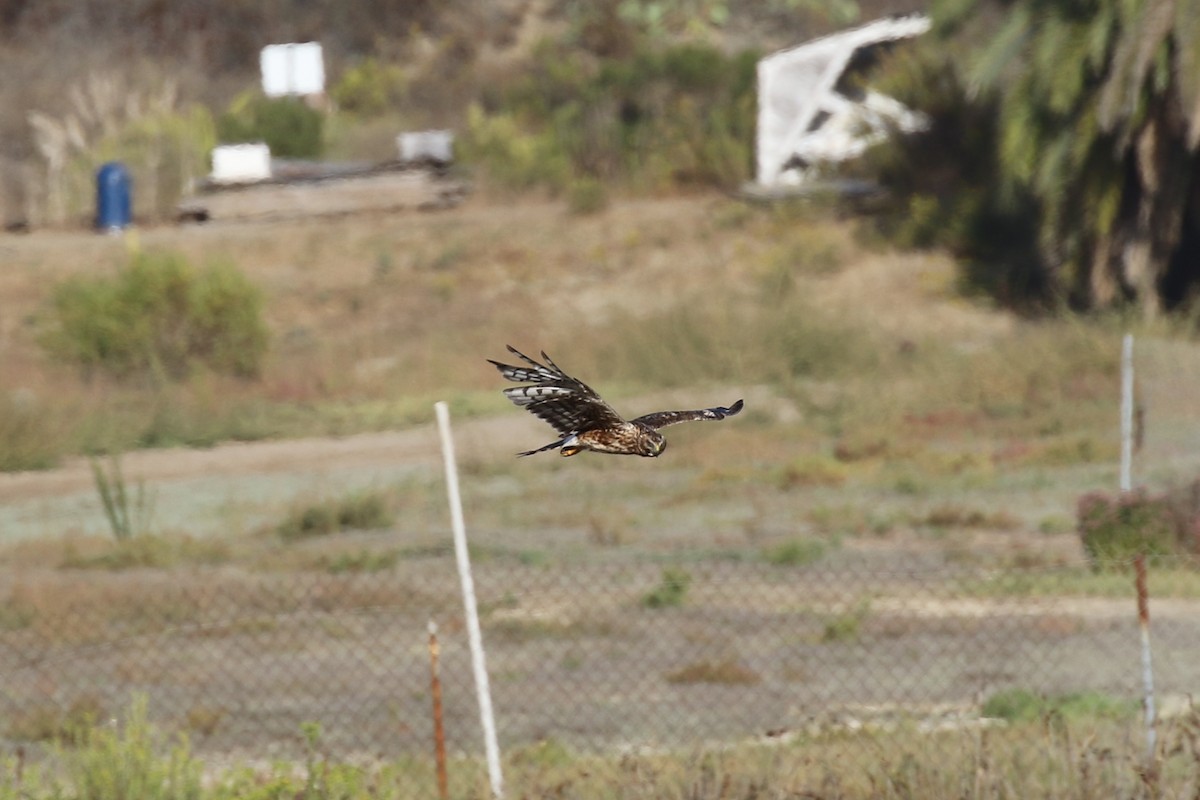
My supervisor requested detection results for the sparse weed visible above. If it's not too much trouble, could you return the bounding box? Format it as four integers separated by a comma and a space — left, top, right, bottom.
822, 600, 871, 643
917, 505, 1021, 531
982, 688, 1136, 725
763, 538, 829, 566
90, 453, 154, 541
276, 489, 394, 541
318, 549, 402, 573
642, 567, 692, 609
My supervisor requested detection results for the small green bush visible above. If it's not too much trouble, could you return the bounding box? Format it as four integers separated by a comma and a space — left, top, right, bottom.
42, 251, 269, 381
277, 490, 395, 541
642, 567, 691, 609
217, 93, 324, 158
763, 538, 828, 567
331, 58, 407, 116
821, 600, 870, 642
461, 41, 758, 194
1076, 489, 1180, 566
982, 688, 1135, 724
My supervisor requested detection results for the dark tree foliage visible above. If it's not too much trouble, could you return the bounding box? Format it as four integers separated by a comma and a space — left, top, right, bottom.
873, 0, 1200, 314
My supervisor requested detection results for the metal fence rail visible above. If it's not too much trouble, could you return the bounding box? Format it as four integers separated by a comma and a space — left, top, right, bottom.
1, 556, 1195, 774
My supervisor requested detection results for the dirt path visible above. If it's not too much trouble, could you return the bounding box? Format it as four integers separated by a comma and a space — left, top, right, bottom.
0, 413, 536, 540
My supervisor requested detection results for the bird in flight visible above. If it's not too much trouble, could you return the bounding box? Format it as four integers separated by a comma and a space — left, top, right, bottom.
488, 345, 743, 457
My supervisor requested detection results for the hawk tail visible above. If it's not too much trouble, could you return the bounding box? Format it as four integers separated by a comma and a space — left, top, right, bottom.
517, 438, 569, 457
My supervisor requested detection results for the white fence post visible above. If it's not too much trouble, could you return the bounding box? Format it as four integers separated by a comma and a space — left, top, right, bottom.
1120, 333, 1134, 493
435, 402, 504, 798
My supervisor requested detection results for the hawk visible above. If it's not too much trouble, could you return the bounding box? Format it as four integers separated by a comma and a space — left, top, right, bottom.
488, 345, 744, 457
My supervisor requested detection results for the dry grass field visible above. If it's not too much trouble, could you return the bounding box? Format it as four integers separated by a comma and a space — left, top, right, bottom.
4, 191, 1200, 797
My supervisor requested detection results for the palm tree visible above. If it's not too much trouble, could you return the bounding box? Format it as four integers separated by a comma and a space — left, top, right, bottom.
933, 0, 1200, 313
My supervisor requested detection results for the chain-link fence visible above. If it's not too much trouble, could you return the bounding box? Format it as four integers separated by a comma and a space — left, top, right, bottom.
1, 554, 1196, 787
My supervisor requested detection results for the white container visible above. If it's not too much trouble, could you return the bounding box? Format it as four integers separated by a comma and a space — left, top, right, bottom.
210, 143, 272, 184
397, 130, 454, 164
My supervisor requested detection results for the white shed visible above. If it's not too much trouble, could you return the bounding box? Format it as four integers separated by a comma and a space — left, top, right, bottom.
756, 14, 930, 187
260, 42, 326, 98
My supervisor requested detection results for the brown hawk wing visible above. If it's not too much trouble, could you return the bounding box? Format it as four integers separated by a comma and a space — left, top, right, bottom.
488, 346, 626, 436
629, 398, 744, 430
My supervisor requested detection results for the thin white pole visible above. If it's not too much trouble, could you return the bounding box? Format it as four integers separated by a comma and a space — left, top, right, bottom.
1120, 333, 1134, 493
435, 401, 504, 799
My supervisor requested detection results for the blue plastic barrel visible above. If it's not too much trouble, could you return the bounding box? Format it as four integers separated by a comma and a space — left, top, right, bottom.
95, 162, 132, 231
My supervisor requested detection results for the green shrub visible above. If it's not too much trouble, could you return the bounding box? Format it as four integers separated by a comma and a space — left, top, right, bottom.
277, 490, 395, 541
41, 251, 269, 381
64, 696, 204, 798
982, 688, 1135, 724
763, 538, 828, 567
458, 105, 570, 192
821, 600, 870, 642
217, 93, 324, 158
90, 453, 154, 541
1076, 489, 1180, 567
642, 567, 692, 609
462, 41, 758, 193
330, 58, 407, 116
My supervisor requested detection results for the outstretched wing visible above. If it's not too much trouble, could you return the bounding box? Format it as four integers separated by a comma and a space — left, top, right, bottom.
488, 345, 626, 436
630, 398, 744, 430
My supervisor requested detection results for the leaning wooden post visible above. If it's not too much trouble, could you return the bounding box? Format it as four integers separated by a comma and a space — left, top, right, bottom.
435, 401, 504, 799
429, 620, 449, 800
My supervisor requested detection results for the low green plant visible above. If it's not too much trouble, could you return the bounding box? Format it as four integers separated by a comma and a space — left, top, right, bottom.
322, 549, 401, 573
90, 453, 154, 541
217, 93, 324, 158
330, 58, 407, 116
63, 695, 203, 799
1077, 489, 1180, 566
982, 688, 1136, 724
41, 251, 269, 382
642, 567, 692, 609
276, 489, 394, 541
763, 538, 828, 566
822, 600, 870, 642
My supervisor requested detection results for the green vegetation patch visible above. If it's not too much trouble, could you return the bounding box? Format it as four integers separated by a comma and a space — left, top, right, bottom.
642, 567, 692, 609
982, 688, 1136, 724
276, 489, 395, 541
41, 251, 269, 382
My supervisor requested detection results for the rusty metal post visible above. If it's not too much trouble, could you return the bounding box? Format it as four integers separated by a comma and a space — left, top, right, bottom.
429, 620, 449, 800
1134, 555, 1157, 775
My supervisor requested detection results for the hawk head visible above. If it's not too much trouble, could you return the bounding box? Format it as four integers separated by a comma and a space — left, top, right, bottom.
638, 428, 667, 457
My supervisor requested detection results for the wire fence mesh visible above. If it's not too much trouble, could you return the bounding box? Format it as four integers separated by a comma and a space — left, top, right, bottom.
1, 554, 1197, 788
